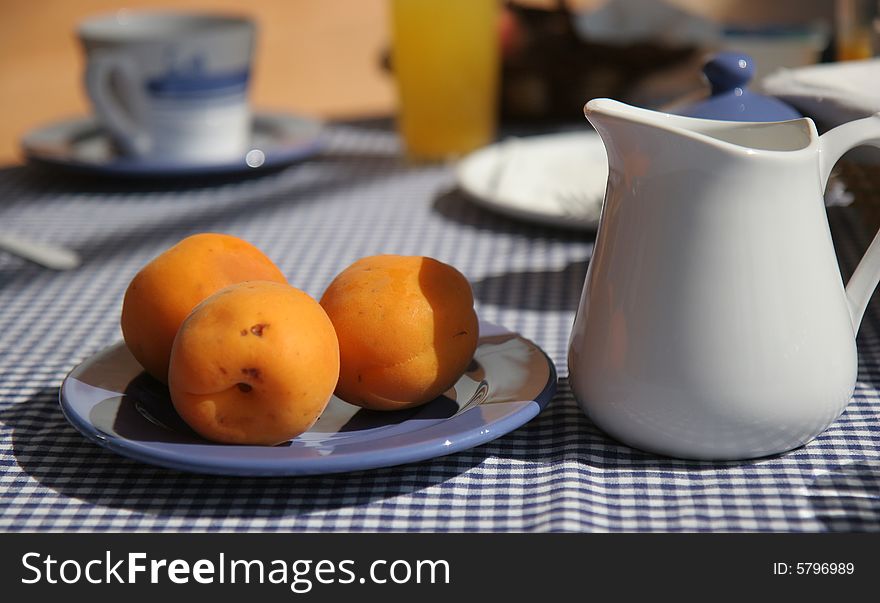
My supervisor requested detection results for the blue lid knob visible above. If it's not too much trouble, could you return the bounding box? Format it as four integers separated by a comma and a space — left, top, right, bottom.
673, 51, 801, 122
703, 51, 754, 94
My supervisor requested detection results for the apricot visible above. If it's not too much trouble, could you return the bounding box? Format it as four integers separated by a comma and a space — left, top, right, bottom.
320, 255, 479, 410
121, 233, 287, 383
168, 281, 340, 445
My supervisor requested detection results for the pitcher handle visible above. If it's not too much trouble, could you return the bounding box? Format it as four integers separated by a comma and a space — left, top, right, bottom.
819, 112, 880, 333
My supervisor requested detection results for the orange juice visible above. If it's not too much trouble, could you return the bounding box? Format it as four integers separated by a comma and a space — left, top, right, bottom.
836, 0, 877, 61
390, 0, 499, 160
837, 30, 873, 61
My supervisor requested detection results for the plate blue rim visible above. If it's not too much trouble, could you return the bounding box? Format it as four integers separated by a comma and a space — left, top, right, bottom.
58, 320, 558, 476
21, 112, 324, 178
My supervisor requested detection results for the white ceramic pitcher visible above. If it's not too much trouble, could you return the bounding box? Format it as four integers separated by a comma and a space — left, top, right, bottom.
568, 98, 880, 460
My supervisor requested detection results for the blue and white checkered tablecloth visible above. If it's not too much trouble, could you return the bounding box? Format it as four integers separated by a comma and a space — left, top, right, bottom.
1, 125, 879, 532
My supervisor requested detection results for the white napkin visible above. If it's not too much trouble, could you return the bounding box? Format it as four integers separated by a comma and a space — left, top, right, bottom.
763, 59, 880, 128
573, 0, 719, 46
492, 133, 607, 222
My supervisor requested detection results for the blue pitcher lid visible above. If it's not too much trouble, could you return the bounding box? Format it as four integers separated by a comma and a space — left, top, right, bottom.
675, 52, 801, 122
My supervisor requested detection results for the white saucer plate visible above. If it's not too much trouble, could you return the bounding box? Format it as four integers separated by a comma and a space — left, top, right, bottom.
59, 320, 557, 476
21, 111, 324, 177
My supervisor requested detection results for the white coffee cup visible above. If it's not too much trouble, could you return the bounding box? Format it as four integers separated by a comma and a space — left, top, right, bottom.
78, 11, 255, 162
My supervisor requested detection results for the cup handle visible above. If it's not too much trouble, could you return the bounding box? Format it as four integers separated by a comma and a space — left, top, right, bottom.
819, 112, 880, 333
85, 51, 150, 156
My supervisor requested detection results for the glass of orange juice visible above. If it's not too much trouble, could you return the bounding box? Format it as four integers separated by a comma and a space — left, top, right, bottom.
390, 0, 500, 161
836, 0, 878, 60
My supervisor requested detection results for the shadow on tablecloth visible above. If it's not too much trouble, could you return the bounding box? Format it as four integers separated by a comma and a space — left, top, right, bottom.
432, 187, 590, 242
433, 187, 592, 313
1, 387, 484, 519
5, 383, 879, 529
471, 261, 588, 313
0, 381, 760, 520
1, 163, 289, 194
807, 463, 880, 530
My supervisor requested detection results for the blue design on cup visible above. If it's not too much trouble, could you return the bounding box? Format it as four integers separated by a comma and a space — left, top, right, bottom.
147, 55, 250, 99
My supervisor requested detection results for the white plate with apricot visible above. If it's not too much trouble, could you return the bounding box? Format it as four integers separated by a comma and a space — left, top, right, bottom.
59, 234, 557, 476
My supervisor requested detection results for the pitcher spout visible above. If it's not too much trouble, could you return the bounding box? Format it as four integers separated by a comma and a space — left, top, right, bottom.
585, 98, 818, 157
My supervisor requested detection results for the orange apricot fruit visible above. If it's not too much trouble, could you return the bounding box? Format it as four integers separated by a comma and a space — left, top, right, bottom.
121, 233, 287, 383
319, 255, 479, 410
168, 281, 340, 445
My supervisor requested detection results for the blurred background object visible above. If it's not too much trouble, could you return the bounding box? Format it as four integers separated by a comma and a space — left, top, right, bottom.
499, 0, 834, 120
0, 0, 843, 165
390, 0, 499, 160
500, 0, 711, 120
719, 23, 829, 86
835, 0, 879, 60
0, 0, 395, 165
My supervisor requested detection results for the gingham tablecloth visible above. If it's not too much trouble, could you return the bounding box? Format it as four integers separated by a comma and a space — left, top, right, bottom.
1, 125, 879, 532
